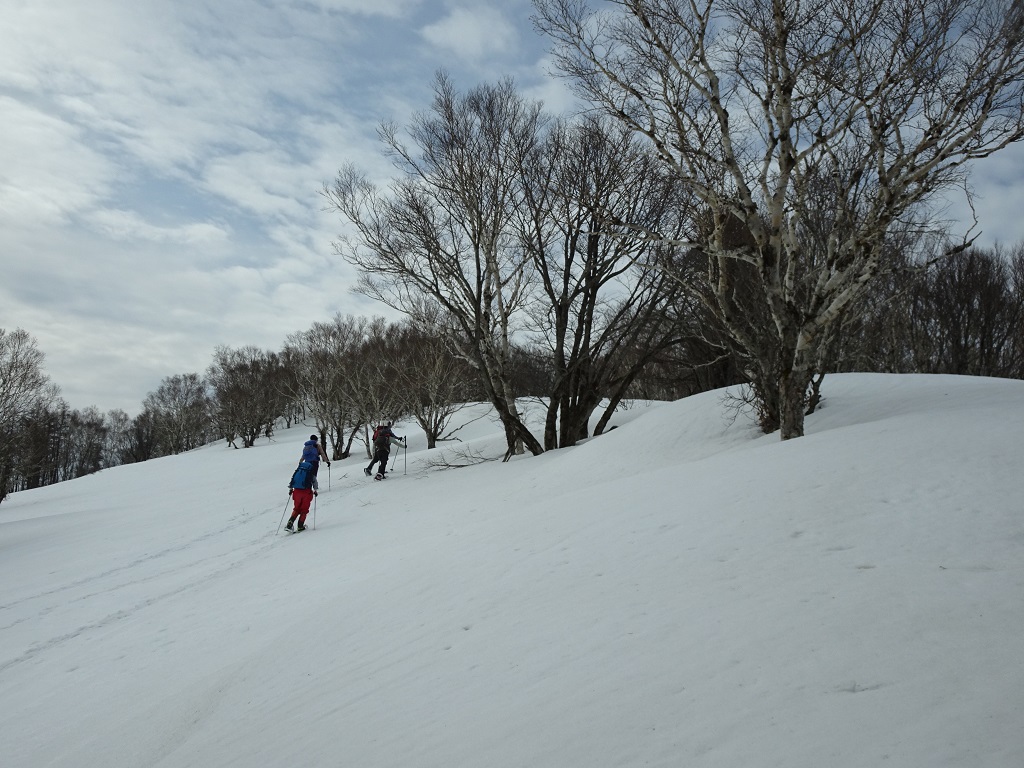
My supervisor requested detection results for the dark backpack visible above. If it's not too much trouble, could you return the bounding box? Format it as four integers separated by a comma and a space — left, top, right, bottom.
373, 425, 392, 451
289, 461, 315, 491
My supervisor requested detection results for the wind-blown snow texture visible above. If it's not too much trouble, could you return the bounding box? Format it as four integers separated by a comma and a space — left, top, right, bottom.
2, 374, 1022, 767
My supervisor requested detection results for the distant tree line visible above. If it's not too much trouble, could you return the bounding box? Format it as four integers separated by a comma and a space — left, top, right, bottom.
0, 316, 483, 502
3, 237, 1022, 501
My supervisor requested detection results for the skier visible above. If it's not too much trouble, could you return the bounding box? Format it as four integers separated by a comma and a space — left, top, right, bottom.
301, 434, 331, 476
285, 461, 318, 532
364, 422, 404, 480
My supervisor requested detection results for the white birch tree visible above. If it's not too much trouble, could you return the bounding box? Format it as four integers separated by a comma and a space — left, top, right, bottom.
534, 0, 1024, 437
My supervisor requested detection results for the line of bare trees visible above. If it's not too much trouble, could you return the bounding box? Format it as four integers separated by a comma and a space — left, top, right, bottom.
325, 76, 704, 458
3, 235, 1023, 501
834, 243, 1024, 379
282, 314, 483, 458
0, 317, 487, 502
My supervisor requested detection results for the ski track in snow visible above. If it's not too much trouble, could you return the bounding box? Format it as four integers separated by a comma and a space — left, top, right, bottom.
0, 506, 267, 612
0, 504, 283, 676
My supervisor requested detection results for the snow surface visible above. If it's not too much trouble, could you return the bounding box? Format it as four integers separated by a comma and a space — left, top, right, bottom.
2, 373, 1023, 768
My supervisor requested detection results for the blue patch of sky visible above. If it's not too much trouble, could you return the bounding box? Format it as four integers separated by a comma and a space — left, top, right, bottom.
114, 173, 215, 222
95, 172, 284, 266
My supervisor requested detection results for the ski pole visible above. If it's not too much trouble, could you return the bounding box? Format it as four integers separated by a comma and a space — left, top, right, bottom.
276, 492, 291, 534
313, 493, 317, 530
328, 463, 331, 491
404, 438, 407, 475
390, 449, 398, 472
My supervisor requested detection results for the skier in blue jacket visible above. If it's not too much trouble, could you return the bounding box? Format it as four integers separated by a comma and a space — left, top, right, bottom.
301, 434, 331, 476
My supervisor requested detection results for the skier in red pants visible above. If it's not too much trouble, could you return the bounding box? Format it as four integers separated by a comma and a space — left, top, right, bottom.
285, 462, 318, 531
286, 487, 315, 531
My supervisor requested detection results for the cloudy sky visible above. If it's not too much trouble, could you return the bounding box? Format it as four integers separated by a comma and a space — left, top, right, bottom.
3, 0, 1024, 415
0, 0, 565, 414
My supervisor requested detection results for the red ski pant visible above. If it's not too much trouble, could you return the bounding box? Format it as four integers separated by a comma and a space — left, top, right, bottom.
290, 488, 314, 525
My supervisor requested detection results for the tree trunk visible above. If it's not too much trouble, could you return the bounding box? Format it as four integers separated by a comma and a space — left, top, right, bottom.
543, 395, 560, 451
778, 340, 816, 439
778, 368, 807, 440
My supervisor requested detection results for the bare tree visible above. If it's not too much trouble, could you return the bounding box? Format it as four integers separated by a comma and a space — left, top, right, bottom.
534, 0, 1024, 438
351, 318, 412, 451
324, 73, 546, 458
0, 329, 54, 438
389, 322, 479, 449
0, 329, 58, 502
207, 346, 288, 448
143, 373, 213, 455
916, 245, 1023, 376
53, 406, 107, 482
517, 114, 694, 447
825, 240, 1024, 379
102, 409, 136, 467
1011, 244, 1024, 378
125, 409, 160, 464
285, 314, 372, 460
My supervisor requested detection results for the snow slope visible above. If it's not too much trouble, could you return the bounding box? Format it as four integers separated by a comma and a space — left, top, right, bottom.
1, 374, 1022, 767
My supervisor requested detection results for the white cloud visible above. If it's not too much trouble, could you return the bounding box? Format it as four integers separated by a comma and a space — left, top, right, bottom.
201, 151, 311, 222
0, 97, 114, 225
296, 0, 424, 17
519, 55, 585, 116
421, 5, 520, 62
960, 145, 1024, 248
86, 209, 232, 247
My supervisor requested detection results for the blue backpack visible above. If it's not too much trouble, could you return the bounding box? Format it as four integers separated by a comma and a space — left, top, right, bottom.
289, 461, 315, 491
301, 439, 320, 464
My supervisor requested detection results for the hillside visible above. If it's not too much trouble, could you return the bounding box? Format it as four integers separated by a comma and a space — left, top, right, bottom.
2, 373, 1022, 767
